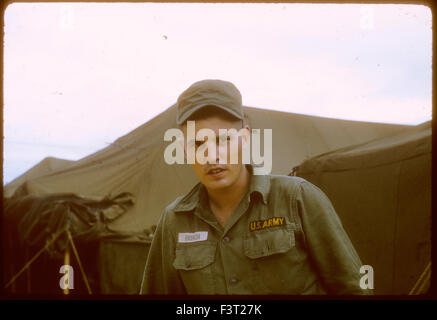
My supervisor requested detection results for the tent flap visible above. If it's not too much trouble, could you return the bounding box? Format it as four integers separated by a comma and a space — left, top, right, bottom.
4, 192, 138, 258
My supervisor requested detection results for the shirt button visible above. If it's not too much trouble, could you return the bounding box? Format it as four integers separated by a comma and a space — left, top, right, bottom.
222, 237, 230, 244
229, 278, 239, 285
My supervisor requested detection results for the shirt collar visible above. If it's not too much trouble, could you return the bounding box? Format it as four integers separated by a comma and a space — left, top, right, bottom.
174, 165, 270, 213
248, 173, 270, 205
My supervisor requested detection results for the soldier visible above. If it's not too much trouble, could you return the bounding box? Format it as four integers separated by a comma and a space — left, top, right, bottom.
140, 79, 370, 294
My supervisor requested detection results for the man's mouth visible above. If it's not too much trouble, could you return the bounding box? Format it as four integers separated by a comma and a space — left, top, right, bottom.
206, 167, 226, 175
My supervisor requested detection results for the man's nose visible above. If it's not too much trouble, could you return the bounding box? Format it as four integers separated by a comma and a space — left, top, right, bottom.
216, 141, 230, 164
204, 141, 220, 164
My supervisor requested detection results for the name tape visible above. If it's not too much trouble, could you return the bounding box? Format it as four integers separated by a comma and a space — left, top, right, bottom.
178, 231, 208, 243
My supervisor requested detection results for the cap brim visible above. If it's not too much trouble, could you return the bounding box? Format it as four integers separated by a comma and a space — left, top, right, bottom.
176, 103, 244, 125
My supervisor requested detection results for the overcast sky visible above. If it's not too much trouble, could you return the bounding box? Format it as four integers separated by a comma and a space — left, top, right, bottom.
3, 3, 432, 184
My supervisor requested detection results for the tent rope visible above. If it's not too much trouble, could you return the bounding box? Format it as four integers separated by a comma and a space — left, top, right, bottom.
66, 229, 92, 294
409, 262, 431, 295
4, 226, 67, 289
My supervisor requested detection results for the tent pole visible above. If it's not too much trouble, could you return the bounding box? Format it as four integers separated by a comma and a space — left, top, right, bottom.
4, 227, 67, 290
409, 262, 431, 295
67, 230, 92, 294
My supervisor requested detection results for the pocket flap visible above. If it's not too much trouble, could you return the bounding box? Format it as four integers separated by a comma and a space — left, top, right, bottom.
244, 227, 295, 259
173, 241, 216, 270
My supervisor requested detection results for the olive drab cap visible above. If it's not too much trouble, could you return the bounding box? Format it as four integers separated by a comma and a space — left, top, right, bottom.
176, 79, 244, 125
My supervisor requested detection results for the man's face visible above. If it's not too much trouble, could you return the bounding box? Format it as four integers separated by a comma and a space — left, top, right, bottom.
182, 116, 249, 192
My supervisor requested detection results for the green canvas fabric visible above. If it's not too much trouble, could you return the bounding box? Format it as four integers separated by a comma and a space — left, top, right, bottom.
293, 121, 431, 294
4, 157, 75, 198
140, 173, 370, 295
98, 239, 151, 294
3, 192, 136, 293
4, 192, 135, 255
294, 121, 431, 174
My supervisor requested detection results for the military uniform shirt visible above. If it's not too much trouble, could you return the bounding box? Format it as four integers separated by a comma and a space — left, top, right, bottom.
140, 174, 369, 294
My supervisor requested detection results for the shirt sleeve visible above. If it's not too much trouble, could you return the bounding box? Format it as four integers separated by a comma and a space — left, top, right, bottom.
294, 180, 373, 295
139, 209, 186, 294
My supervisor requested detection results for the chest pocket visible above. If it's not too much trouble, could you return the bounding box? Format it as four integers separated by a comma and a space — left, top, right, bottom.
173, 241, 216, 270
244, 226, 295, 259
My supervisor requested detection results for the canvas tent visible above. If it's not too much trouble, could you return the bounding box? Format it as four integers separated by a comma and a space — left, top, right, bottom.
4, 157, 75, 198
3, 192, 135, 293
3, 104, 409, 294
293, 121, 431, 294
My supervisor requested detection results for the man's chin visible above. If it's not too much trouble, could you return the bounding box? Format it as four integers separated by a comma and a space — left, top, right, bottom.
203, 179, 232, 191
